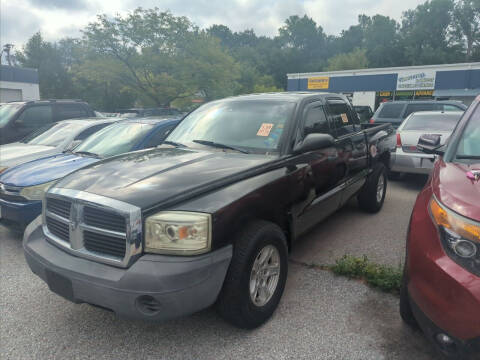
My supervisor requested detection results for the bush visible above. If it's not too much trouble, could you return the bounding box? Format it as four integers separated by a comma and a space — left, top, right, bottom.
329, 255, 402, 294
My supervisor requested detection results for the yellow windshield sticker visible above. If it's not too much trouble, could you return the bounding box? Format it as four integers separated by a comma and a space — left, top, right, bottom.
257, 123, 274, 136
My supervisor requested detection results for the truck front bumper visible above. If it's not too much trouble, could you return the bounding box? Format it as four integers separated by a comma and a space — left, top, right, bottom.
23, 217, 233, 321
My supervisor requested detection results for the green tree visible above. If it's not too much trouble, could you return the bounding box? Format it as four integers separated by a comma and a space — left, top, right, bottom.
336, 24, 364, 54
326, 48, 369, 71
360, 15, 405, 67
400, 0, 462, 64
83, 8, 238, 106
451, 0, 480, 60
16, 32, 74, 99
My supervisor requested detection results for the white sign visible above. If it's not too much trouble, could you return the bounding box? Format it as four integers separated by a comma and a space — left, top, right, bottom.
396, 70, 436, 90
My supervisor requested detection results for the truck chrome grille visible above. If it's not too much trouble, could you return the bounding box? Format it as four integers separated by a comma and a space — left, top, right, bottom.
84, 230, 126, 258
46, 198, 71, 218
46, 217, 70, 242
83, 206, 127, 233
43, 189, 142, 268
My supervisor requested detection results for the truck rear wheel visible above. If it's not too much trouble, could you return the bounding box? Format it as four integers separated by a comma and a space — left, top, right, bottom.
216, 220, 288, 329
358, 163, 387, 213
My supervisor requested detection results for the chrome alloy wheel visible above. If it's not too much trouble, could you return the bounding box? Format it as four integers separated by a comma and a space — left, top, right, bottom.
376, 173, 385, 203
249, 244, 281, 307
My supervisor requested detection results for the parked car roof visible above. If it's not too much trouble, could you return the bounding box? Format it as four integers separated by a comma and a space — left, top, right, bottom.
403, 110, 465, 117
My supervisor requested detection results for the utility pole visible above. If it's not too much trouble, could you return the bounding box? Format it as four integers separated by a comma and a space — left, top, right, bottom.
1, 44, 15, 66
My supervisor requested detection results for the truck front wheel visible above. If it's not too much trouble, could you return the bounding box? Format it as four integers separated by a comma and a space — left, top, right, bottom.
358, 163, 387, 213
217, 220, 288, 329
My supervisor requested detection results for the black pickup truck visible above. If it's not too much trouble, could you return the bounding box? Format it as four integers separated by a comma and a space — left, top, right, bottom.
23, 92, 394, 329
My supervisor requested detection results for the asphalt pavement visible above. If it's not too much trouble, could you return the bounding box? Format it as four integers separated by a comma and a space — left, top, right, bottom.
0, 175, 438, 359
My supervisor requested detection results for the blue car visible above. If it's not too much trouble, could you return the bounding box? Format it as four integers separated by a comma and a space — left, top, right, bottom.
0, 117, 180, 225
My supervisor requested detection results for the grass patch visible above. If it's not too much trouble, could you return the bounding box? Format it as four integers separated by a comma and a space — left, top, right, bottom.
329, 255, 402, 294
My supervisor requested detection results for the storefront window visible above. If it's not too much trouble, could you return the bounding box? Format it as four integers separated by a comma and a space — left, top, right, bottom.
414, 90, 434, 100
394, 91, 414, 101
375, 91, 393, 110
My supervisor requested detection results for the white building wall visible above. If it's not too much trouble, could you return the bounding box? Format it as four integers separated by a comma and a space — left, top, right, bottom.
352, 91, 376, 110
0, 80, 40, 102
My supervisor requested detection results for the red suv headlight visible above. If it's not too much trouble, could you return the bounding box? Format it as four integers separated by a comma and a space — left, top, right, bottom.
430, 197, 480, 275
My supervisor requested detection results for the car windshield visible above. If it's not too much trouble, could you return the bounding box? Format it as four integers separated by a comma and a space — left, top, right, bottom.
73, 122, 154, 157
403, 113, 462, 131
166, 100, 295, 154
456, 110, 480, 159
21, 122, 84, 147
0, 103, 23, 127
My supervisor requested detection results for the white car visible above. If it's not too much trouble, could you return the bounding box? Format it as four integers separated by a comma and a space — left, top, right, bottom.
390, 111, 464, 177
0, 118, 117, 174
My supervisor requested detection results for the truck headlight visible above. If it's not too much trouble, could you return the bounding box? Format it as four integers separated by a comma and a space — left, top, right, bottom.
430, 197, 480, 275
19, 181, 56, 201
145, 211, 211, 255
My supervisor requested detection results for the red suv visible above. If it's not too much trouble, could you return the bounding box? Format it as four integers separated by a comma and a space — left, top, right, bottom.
401, 97, 480, 359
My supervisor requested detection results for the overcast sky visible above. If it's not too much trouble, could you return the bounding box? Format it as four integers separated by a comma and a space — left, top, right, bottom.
1, 0, 426, 48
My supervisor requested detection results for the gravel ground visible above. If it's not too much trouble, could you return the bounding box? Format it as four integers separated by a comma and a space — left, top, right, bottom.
0, 175, 438, 359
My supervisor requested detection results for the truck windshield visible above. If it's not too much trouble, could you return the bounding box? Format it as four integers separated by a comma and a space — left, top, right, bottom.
456, 110, 480, 160
0, 104, 23, 127
167, 100, 295, 154
21, 122, 84, 147
73, 122, 154, 157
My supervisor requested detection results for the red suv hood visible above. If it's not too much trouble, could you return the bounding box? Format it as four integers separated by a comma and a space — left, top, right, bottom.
432, 159, 480, 222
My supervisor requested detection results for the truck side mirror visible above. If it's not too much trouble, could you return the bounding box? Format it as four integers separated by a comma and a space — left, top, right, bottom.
417, 134, 444, 156
293, 133, 335, 154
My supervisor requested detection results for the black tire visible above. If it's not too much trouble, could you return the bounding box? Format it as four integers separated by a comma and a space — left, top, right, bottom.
358, 163, 387, 213
216, 220, 288, 329
400, 272, 419, 329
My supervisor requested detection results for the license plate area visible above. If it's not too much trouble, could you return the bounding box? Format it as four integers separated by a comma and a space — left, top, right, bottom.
421, 157, 434, 169
46, 270, 75, 302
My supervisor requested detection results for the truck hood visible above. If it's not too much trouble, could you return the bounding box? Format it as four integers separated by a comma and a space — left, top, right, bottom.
0, 153, 98, 187
54, 147, 275, 210
432, 159, 480, 222
0, 143, 57, 168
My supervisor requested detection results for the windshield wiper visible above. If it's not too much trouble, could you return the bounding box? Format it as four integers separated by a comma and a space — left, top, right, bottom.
74, 151, 101, 158
163, 140, 186, 148
192, 139, 250, 154
456, 155, 480, 160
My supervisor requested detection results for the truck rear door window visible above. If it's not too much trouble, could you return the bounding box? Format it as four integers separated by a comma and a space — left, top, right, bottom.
327, 101, 356, 137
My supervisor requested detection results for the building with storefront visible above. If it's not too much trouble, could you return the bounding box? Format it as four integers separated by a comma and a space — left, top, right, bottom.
0, 65, 39, 102
287, 62, 480, 110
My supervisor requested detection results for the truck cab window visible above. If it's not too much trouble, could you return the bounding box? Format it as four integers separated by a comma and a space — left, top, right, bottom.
303, 106, 330, 136
328, 101, 356, 137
